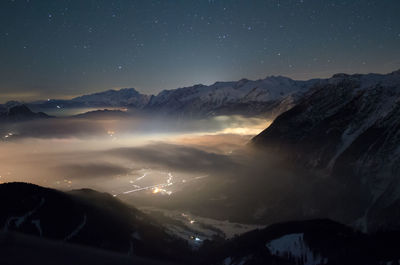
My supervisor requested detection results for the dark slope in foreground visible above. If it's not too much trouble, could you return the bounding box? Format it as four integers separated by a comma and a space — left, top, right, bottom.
201, 219, 400, 265
0, 182, 190, 263
0, 231, 169, 265
1, 183, 400, 265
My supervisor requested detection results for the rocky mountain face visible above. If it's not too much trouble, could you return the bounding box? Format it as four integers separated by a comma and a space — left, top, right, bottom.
252, 70, 400, 232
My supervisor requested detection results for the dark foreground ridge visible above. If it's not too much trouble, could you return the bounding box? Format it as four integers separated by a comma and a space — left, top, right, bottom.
1, 182, 400, 265
0, 182, 191, 264
0, 231, 171, 265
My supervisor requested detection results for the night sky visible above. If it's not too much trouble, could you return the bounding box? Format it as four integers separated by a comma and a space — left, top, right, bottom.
1, 0, 399, 102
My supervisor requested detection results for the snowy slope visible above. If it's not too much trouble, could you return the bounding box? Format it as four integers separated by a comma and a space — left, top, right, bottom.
22, 77, 314, 118
252, 69, 400, 231
205, 219, 400, 265
145, 76, 317, 117
266, 233, 327, 265
22, 76, 316, 118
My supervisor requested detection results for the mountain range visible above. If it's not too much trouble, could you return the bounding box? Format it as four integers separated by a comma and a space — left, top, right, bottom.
111, 69, 400, 236
3, 71, 398, 121
1, 75, 319, 119
2, 70, 400, 264
143, 76, 316, 118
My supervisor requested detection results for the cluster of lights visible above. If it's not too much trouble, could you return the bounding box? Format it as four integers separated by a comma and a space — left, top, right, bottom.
189, 235, 202, 242
3, 132, 13, 139
56, 179, 72, 185
181, 213, 196, 225
114, 171, 175, 197
107, 130, 118, 141
152, 187, 172, 195
150, 172, 174, 195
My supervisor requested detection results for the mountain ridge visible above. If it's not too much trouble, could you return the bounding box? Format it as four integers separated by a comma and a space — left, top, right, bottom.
0, 104, 51, 122
0, 182, 191, 263
251, 68, 400, 232
2, 182, 400, 265
3, 70, 398, 119
4, 74, 320, 118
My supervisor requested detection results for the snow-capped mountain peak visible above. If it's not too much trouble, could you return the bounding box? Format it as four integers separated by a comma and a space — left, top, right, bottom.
145, 75, 316, 117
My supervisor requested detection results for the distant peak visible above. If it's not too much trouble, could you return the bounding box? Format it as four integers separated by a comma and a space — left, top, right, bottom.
332, 73, 350, 79
5, 100, 22, 108
390, 69, 400, 75
265, 75, 287, 79
101, 87, 138, 93
119, 87, 138, 91
8, 104, 31, 112
264, 75, 292, 82
233, 78, 249, 86
7, 104, 34, 116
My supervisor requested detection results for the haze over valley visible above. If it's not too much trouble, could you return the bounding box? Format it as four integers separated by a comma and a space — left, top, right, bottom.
1, 0, 400, 264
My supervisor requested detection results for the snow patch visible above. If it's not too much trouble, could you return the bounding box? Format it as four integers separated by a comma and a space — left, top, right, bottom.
141, 207, 262, 241
64, 214, 87, 241
3, 198, 45, 231
266, 233, 327, 265
223, 257, 232, 265
31, 219, 42, 236
132, 231, 141, 240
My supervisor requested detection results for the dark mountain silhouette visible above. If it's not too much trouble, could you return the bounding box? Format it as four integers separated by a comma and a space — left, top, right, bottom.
2, 183, 400, 265
200, 219, 400, 265
0, 104, 51, 122
0, 182, 191, 263
0, 231, 171, 265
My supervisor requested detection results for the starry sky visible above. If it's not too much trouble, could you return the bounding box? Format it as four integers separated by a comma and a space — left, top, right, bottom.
1, 0, 400, 102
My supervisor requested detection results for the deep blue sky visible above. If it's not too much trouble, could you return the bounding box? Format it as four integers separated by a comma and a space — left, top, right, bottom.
1, 0, 399, 102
